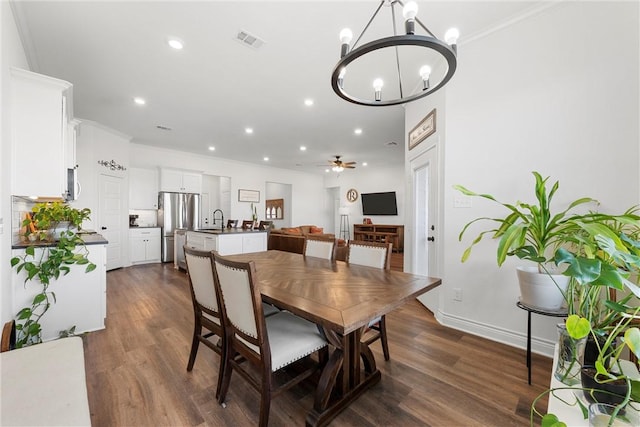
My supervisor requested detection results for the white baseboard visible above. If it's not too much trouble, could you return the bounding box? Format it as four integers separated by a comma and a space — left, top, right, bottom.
434, 309, 556, 358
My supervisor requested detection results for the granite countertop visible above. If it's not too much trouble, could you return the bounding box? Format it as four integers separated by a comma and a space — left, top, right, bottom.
12, 233, 108, 249
192, 228, 267, 235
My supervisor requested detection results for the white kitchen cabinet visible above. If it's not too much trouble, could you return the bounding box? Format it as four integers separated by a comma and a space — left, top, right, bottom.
129, 168, 159, 209
130, 228, 161, 264
160, 168, 202, 193
185, 232, 206, 251
11, 67, 73, 199
186, 231, 267, 255
11, 243, 107, 342
242, 233, 267, 254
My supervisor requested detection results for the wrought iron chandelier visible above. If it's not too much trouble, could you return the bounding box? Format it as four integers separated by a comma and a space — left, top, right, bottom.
331, 0, 459, 107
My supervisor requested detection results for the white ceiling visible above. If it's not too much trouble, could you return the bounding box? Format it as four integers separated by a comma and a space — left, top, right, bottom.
11, 0, 542, 174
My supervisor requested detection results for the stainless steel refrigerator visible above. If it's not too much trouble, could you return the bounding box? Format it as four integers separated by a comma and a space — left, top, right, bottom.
158, 191, 200, 262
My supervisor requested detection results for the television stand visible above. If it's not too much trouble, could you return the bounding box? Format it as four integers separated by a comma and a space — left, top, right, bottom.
352, 224, 404, 253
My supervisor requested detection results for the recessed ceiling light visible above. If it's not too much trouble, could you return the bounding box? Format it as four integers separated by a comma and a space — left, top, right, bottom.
263, 157, 269, 161
300, 146, 307, 151
363, 162, 368, 166
304, 99, 314, 106
208, 146, 215, 151
133, 97, 146, 105
167, 37, 184, 50
245, 127, 254, 134
354, 128, 363, 135
325, 169, 330, 173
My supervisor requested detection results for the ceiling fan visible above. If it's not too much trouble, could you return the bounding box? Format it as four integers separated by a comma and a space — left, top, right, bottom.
328, 155, 356, 172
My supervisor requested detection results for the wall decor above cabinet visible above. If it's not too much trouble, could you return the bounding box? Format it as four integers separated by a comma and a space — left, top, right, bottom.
10, 67, 74, 199
97, 159, 127, 171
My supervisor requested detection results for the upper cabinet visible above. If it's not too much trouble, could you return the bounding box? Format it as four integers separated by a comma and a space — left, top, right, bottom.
129, 168, 159, 209
160, 168, 202, 193
11, 67, 74, 199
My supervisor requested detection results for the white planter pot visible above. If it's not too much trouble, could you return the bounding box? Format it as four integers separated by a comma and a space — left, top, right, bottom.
516, 266, 569, 310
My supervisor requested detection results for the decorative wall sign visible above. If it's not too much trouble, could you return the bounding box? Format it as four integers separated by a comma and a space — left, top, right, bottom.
265, 198, 284, 219
408, 108, 436, 150
238, 189, 260, 202
346, 188, 359, 203
97, 159, 127, 171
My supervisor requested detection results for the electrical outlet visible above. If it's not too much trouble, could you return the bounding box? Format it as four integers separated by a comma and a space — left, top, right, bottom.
453, 195, 472, 208
453, 288, 463, 302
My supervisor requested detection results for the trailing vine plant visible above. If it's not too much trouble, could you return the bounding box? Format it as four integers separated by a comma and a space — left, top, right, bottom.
10, 202, 95, 347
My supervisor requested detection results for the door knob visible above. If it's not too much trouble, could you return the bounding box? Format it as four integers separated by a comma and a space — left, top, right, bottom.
427, 236, 435, 242
101, 226, 107, 230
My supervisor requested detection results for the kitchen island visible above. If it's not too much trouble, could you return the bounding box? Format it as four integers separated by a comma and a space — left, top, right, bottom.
175, 228, 268, 269
11, 234, 108, 342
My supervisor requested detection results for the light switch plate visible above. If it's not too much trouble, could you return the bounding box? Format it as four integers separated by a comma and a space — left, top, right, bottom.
453, 195, 472, 208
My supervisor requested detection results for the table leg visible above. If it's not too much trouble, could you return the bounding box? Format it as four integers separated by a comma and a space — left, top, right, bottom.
527, 310, 532, 385
307, 327, 381, 427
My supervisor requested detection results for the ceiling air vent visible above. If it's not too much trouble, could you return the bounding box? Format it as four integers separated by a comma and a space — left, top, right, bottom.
235, 29, 265, 50
156, 125, 172, 131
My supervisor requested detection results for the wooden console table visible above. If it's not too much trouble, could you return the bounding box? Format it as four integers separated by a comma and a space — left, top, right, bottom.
353, 224, 404, 252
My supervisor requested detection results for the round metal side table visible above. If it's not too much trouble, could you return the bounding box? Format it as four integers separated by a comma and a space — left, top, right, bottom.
516, 301, 567, 385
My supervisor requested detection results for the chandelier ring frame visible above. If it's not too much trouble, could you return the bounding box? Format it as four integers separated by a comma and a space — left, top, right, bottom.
331, 34, 457, 107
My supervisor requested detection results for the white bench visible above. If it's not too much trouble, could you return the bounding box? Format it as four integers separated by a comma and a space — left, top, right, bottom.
1, 337, 91, 426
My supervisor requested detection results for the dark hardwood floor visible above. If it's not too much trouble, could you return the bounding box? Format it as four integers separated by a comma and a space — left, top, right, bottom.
83, 263, 552, 426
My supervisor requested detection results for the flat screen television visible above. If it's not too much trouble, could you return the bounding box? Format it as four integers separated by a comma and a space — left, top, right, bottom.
361, 191, 398, 216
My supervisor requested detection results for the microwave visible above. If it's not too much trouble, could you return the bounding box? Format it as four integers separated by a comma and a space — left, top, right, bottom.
66, 167, 81, 201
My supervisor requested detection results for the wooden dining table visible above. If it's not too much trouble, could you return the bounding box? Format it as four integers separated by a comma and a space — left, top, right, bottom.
224, 250, 442, 427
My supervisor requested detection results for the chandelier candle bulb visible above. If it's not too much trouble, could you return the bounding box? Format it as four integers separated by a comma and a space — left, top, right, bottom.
402, 1, 418, 34
373, 78, 383, 101
445, 28, 460, 52
339, 28, 353, 57
420, 65, 431, 90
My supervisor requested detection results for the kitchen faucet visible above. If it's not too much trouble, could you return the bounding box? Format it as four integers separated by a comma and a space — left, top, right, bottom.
212, 209, 224, 230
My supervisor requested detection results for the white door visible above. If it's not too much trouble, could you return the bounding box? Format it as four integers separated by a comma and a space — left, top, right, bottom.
410, 147, 440, 312
99, 174, 124, 270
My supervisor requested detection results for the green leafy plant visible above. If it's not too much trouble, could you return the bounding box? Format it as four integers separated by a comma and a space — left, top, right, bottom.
455, 171, 597, 269
10, 202, 95, 347
531, 222, 640, 426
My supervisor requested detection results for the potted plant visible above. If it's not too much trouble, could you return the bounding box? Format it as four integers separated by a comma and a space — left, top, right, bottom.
531, 220, 640, 426
10, 201, 95, 347
455, 171, 598, 309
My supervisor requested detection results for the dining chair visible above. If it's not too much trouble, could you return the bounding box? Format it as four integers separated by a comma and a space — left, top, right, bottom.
241, 220, 254, 230
1, 320, 15, 352
184, 247, 280, 397
303, 235, 336, 260
211, 253, 329, 427
226, 219, 238, 228
258, 220, 273, 231
346, 240, 393, 361
183, 247, 226, 398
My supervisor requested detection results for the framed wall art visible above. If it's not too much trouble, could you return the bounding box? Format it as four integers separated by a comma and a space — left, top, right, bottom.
238, 189, 260, 202
408, 108, 436, 150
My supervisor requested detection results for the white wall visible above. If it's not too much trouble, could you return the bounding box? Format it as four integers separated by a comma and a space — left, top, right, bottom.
324, 164, 405, 238
265, 182, 292, 228
1, 3, 30, 324
404, 1, 640, 356
129, 143, 327, 229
